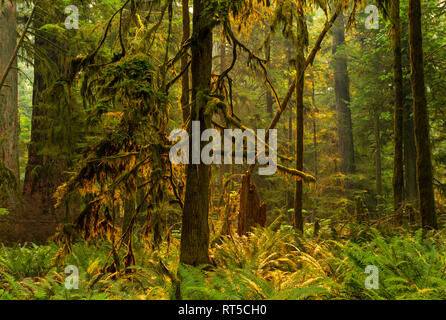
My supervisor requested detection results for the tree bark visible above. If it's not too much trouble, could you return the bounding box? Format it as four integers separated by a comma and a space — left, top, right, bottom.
22, 8, 66, 239
293, 14, 306, 234
391, 0, 404, 223
403, 99, 418, 201
286, 90, 294, 210
286, 45, 294, 210
180, 0, 190, 123
401, 23, 418, 203
179, 0, 213, 265
311, 72, 318, 222
0, 1, 19, 210
219, 34, 229, 189
265, 36, 273, 117
373, 108, 383, 211
332, 11, 355, 174
408, 0, 437, 229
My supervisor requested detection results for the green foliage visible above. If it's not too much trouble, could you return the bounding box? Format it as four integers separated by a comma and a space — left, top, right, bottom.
0, 243, 56, 279
2, 227, 445, 300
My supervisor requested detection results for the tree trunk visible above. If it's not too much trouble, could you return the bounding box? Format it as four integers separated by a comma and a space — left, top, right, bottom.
408, 0, 437, 229
401, 23, 418, 203
391, 0, 404, 223
265, 36, 273, 117
179, 0, 213, 265
403, 100, 418, 201
332, 11, 355, 174
293, 15, 306, 234
180, 0, 190, 123
286, 45, 294, 210
311, 72, 318, 222
219, 34, 229, 189
373, 108, 383, 211
22, 9, 66, 240
287, 97, 293, 210
0, 0, 19, 210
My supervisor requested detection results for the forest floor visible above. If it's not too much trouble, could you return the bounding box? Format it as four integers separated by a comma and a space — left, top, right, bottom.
1, 221, 446, 300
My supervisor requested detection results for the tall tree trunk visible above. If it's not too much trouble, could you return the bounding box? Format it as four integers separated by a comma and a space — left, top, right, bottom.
287, 97, 293, 210
22, 8, 66, 239
408, 0, 437, 229
332, 11, 355, 174
286, 44, 294, 210
311, 72, 318, 222
180, 0, 213, 265
293, 14, 306, 234
219, 34, 229, 189
0, 0, 19, 210
402, 24, 418, 203
391, 0, 404, 223
180, 0, 190, 123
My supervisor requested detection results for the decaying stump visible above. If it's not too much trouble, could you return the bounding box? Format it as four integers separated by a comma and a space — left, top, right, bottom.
237, 173, 266, 235
354, 195, 368, 224
313, 218, 320, 237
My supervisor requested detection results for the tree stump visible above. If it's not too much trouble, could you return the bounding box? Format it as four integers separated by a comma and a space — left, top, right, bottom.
237, 173, 266, 235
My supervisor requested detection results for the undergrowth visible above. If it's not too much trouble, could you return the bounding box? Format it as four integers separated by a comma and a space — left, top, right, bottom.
1, 224, 445, 300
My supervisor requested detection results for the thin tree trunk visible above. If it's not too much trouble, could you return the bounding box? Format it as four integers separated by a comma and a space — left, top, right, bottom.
219, 34, 229, 189
391, 0, 404, 223
265, 35, 273, 117
311, 72, 318, 222
180, 0, 213, 265
332, 11, 355, 174
403, 100, 418, 201
286, 91, 293, 210
286, 44, 294, 210
293, 14, 306, 234
180, 0, 190, 123
373, 108, 383, 211
402, 24, 418, 203
408, 0, 437, 229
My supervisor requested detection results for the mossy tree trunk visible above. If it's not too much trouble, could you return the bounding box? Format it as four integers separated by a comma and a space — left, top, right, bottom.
408, 0, 437, 229
391, 0, 404, 223
0, 1, 19, 210
401, 23, 418, 204
265, 35, 273, 117
332, 11, 355, 174
373, 107, 383, 212
22, 8, 66, 239
293, 13, 306, 234
219, 34, 229, 189
180, 0, 190, 123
